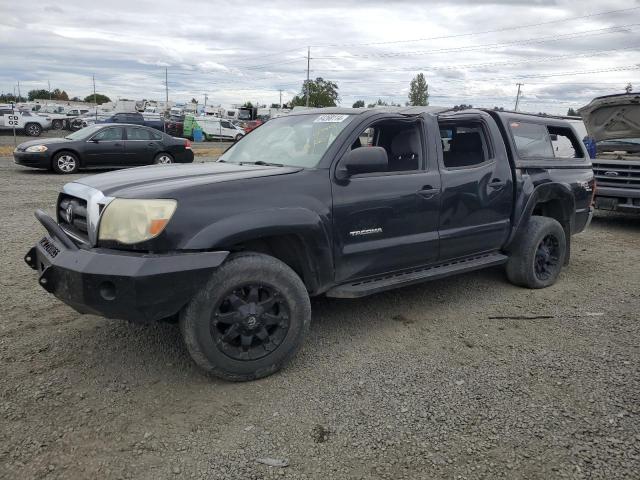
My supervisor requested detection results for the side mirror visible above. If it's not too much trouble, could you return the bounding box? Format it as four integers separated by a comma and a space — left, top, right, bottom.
336, 146, 388, 181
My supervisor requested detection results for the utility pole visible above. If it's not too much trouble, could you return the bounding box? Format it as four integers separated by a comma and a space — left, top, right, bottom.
305, 47, 311, 107
92, 74, 97, 120
17, 81, 21, 102
48, 80, 51, 102
164, 68, 169, 132
278, 89, 283, 108
203, 93, 208, 112
514, 83, 523, 111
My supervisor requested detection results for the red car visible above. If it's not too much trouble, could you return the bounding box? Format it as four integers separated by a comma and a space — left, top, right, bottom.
243, 119, 263, 133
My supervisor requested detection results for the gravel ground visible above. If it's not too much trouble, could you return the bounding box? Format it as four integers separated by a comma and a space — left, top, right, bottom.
0, 155, 639, 480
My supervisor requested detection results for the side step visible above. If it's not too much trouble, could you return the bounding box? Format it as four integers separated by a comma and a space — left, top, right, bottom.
326, 252, 508, 298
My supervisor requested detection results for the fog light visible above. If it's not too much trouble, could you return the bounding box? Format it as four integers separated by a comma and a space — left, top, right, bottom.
99, 281, 116, 301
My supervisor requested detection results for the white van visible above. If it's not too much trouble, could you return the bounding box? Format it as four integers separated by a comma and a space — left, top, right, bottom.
197, 117, 245, 141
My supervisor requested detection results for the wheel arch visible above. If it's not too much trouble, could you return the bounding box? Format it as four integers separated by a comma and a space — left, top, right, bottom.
506, 182, 576, 264
182, 208, 334, 294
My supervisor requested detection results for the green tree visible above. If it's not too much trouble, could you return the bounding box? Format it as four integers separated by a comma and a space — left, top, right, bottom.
290, 77, 339, 108
352, 100, 365, 108
567, 108, 578, 116
408, 73, 429, 106
625, 83, 633, 93
28, 89, 50, 101
84, 93, 111, 104
367, 99, 389, 108
242, 101, 254, 108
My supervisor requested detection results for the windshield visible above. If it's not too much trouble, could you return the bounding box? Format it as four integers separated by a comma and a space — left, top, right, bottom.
64, 124, 103, 140
219, 113, 354, 168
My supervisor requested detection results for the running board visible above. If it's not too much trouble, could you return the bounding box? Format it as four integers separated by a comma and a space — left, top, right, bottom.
326, 253, 508, 298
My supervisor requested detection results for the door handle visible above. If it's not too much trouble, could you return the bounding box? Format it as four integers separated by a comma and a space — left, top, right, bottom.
489, 179, 506, 189
148, 142, 155, 146
417, 185, 439, 199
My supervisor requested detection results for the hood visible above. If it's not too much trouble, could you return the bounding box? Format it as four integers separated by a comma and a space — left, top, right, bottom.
578, 93, 640, 141
75, 162, 302, 197
17, 137, 71, 149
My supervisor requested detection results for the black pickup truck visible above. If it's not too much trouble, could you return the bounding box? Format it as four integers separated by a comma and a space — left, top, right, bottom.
25, 107, 594, 381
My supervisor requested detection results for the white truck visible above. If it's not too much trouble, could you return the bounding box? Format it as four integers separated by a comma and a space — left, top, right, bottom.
0, 105, 51, 136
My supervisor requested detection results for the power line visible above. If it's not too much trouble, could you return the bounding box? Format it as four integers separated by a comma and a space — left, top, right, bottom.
310, 6, 640, 48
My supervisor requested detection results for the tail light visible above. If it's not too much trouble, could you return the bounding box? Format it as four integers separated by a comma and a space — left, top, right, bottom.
184, 139, 192, 150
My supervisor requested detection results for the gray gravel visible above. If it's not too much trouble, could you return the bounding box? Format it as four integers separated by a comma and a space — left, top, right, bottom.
1, 155, 639, 479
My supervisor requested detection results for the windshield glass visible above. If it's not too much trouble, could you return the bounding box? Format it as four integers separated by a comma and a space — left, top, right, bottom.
64, 124, 102, 140
219, 113, 354, 168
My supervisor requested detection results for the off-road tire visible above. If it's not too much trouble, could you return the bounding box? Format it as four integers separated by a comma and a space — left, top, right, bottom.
153, 152, 174, 164
180, 252, 311, 381
51, 151, 79, 174
24, 123, 42, 137
506, 215, 566, 289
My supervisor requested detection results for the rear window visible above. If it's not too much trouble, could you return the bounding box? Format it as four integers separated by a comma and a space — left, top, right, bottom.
509, 122, 554, 158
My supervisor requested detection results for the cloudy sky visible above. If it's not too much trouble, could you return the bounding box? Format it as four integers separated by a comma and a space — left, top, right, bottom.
1, 0, 639, 114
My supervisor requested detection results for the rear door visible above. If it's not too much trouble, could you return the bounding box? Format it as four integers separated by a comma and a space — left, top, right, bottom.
437, 112, 513, 259
124, 126, 161, 165
84, 126, 125, 167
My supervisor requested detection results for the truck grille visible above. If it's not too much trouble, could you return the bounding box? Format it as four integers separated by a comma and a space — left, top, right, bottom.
592, 159, 640, 190
58, 194, 89, 240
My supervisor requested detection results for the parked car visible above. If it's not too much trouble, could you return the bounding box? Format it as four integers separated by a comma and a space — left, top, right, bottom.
25, 107, 593, 381
0, 106, 51, 136
14, 123, 193, 174
243, 119, 263, 134
579, 93, 640, 213
165, 115, 185, 137
96, 112, 165, 131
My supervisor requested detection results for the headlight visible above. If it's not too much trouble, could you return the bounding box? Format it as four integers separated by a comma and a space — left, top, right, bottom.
98, 199, 177, 244
25, 145, 48, 153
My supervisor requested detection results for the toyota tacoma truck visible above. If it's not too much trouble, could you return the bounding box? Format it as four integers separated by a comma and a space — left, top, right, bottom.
25, 107, 594, 381
579, 93, 640, 213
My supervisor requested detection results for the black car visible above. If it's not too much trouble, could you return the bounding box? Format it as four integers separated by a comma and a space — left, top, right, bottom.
13, 123, 194, 174
25, 107, 594, 381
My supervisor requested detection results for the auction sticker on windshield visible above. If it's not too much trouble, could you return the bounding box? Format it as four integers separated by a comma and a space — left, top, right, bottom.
314, 114, 349, 123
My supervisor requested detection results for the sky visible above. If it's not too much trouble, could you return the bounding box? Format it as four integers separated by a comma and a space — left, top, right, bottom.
0, 0, 639, 114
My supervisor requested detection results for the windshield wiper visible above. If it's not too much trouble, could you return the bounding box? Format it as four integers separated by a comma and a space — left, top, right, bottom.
240, 160, 284, 167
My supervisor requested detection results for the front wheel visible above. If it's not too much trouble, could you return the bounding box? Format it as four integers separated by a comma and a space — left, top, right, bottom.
180, 252, 311, 381
235, 134, 243, 142
24, 123, 42, 137
153, 152, 174, 164
51, 119, 63, 130
506, 216, 566, 289
52, 152, 79, 174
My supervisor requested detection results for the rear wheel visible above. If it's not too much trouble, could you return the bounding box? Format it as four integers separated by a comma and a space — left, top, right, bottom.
52, 152, 79, 174
180, 252, 311, 381
506, 215, 566, 288
24, 123, 42, 137
51, 119, 63, 130
153, 152, 174, 164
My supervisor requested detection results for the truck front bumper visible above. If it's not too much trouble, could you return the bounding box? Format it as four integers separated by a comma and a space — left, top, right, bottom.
26, 211, 228, 323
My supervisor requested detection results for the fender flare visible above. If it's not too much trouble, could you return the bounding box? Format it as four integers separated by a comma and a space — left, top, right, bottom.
182, 207, 333, 293
506, 182, 576, 253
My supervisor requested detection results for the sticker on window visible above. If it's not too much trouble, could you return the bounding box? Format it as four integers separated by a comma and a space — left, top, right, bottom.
314, 114, 349, 123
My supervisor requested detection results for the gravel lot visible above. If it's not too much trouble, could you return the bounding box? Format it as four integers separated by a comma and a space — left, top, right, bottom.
1, 154, 638, 480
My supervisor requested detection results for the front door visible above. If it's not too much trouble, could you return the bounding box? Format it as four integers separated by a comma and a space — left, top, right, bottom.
84, 126, 124, 167
437, 113, 513, 259
332, 118, 441, 282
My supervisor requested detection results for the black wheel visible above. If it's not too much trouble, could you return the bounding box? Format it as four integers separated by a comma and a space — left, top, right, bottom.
235, 134, 243, 142
506, 215, 566, 289
180, 252, 311, 381
24, 123, 42, 137
52, 152, 79, 174
52, 119, 63, 130
153, 152, 174, 164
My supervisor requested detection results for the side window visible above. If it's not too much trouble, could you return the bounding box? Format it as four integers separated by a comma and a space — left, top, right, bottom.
549, 126, 584, 158
440, 124, 490, 168
151, 130, 163, 140
126, 127, 152, 140
113, 114, 125, 122
221, 121, 232, 129
93, 127, 122, 141
510, 121, 554, 158
351, 121, 422, 172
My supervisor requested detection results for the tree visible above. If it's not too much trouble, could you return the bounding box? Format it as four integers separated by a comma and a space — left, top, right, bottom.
408, 73, 429, 106
290, 77, 339, 108
352, 100, 365, 108
452, 104, 473, 111
625, 83, 633, 93
567, 108, 578, 116
367, 99, 389, 108
28, 89, 49, 101
190, 98, 198, 104
84, 93, 111, 104
242, 101, 254, 108
70, 96, 81, 102
493, 106, 505, 111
